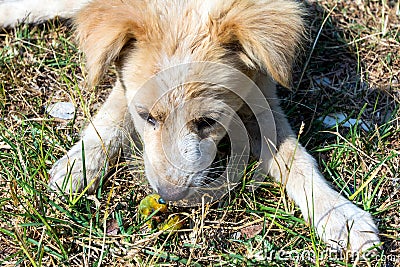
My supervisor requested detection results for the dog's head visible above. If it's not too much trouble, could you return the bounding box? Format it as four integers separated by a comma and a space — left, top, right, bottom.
75, 0, 303, 202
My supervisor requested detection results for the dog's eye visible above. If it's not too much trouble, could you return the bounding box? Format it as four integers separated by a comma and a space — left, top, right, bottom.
138, 111, 157, 126
195, 117, 217, 131
146, 114, 157, 126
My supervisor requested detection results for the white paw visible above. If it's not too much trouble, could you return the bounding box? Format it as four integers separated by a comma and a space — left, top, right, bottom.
314, 200, 380, 252
49, 143, 108, 194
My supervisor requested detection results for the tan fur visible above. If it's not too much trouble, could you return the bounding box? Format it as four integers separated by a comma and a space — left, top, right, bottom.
208, 1, 303, 87
74, 0, 147, 86
2, 0, 379, 252
75, 0, 302, 88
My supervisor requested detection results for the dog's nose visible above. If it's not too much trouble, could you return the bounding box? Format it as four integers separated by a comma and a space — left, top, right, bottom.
157, 185, 189, 201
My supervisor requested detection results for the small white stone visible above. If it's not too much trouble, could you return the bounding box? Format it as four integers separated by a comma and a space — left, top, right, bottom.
321, 112, 371, 131
46, 102, 75, 120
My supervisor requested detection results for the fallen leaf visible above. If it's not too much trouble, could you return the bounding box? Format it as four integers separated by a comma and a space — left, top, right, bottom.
240, 223, 263, 239
106, 219, 119, 235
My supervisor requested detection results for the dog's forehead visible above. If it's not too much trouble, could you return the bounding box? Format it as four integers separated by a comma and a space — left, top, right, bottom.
156, 0, 218, 28
141, 0, 227, 65
148, 83, 225, 122
128, 0, 253, 122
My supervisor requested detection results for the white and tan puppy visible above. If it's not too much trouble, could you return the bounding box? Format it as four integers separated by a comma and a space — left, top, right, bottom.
1, 0, 380, 252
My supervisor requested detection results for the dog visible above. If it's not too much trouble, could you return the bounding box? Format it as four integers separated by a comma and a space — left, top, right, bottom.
0, 0, 380, 252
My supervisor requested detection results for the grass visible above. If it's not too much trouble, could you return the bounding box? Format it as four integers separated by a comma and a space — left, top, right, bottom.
0, 1, 399, 266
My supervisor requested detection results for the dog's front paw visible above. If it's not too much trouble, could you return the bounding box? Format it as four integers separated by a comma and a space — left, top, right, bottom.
315, 200, 380, 252
49, 144, 107, 194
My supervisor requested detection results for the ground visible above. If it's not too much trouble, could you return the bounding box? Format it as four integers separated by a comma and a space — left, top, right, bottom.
0, 1, 399, 266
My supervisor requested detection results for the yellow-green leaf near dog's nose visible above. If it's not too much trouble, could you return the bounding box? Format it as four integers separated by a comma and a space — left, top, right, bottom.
138, 194, 168, 217
157, 215, 183, 231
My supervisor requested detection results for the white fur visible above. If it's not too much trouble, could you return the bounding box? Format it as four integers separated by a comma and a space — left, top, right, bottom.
0, 0, 91, 27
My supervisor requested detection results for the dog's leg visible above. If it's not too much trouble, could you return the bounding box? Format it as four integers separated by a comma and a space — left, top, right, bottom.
49, 81, 130, 193
0, 0, 91, 27
252, 79, 380, 252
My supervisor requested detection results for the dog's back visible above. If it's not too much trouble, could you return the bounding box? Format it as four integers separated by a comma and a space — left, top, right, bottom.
0, 0, 90, 27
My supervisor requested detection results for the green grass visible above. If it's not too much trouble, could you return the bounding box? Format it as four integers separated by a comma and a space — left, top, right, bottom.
0, 1, 399, 266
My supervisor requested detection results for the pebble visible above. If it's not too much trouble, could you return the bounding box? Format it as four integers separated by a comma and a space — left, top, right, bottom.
46, 102, 75, 120
320, 112, 371, 131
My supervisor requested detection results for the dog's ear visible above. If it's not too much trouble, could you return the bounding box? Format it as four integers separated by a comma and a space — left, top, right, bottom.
211, 1, 304, 88
74, 0, 145, 87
